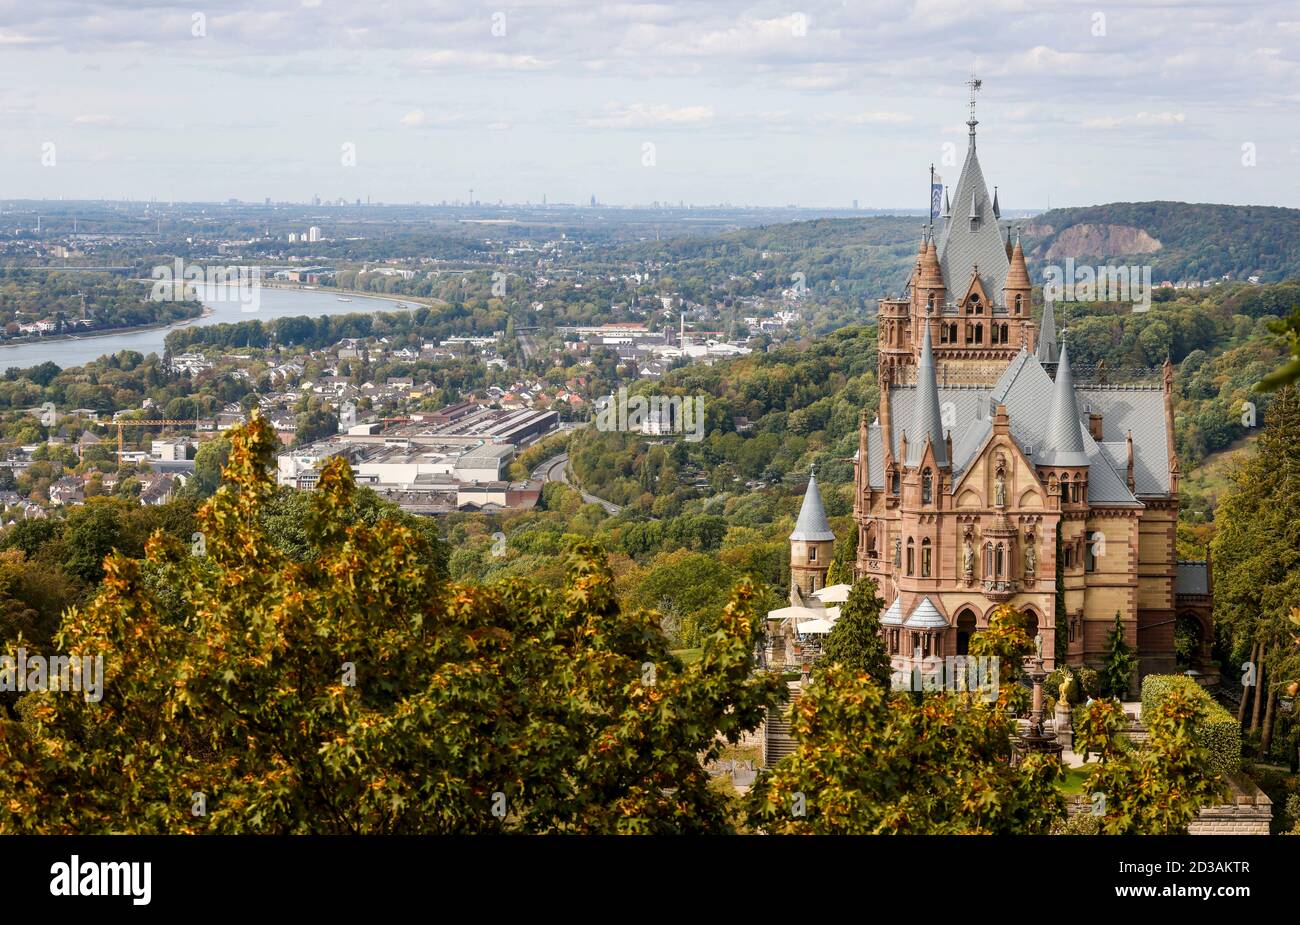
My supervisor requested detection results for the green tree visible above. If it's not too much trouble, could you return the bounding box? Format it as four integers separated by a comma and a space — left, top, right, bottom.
191, 435, 231, 497
1099, 612, 1137, 699
819, 578, 890, 687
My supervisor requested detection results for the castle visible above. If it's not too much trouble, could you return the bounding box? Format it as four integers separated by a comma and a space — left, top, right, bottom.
782, 97, 1215, 691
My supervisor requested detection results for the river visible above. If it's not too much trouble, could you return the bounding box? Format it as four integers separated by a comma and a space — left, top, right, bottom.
0, 285, 415, 371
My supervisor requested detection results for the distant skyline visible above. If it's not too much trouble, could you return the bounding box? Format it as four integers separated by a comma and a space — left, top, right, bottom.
1, 1, 1298, 209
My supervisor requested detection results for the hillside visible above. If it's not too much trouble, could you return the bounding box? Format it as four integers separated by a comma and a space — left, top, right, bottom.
1022, 201, 1300, 284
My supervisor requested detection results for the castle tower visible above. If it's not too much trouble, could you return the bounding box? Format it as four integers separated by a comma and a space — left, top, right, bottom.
1036, 296, 1059, 371
1003, 233, 1033, 328
790, 467, 835, 601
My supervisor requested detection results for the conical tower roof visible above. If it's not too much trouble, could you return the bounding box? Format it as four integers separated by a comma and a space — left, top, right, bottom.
905, 325, 948, 468
1005, 235, 1031, 291
1036, 297, 1059, 365
1038, 341, 1089, 467
790, 469, 835, 541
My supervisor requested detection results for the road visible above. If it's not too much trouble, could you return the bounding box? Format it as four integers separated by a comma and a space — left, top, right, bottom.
533, 452, 622, 515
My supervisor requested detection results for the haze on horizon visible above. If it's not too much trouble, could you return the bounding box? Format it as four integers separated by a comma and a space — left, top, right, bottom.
1, 1, 1298, 210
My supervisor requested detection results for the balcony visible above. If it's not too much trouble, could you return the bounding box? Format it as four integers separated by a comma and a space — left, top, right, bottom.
982, 578, 1020, 602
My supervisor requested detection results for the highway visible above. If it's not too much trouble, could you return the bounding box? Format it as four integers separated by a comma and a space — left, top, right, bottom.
533, 452, 622, 515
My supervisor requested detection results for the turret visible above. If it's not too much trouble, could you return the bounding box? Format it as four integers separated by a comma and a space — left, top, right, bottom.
905, 325, 949, 469
1004, 232, 1032, 318
790, 467, 835, 598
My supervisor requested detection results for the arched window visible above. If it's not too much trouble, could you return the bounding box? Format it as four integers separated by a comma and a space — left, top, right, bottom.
1061, 473, 1070, 501
984, 543, 993, 577
921, 469, 933, 504
891, 470, 901, 494
921, 538, 932, 577
949, 322, 958, 343
995, 543, 1004, 577
1014, 294, 1023, 314
974, 324, 983, 344
969, 294, 983, 315
991, 324, 1001, 345
926, 293, 935, 314
1001, 323, 1009, 342
906, 538, 915, 576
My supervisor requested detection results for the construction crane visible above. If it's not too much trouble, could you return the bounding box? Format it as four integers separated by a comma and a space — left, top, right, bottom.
98, 419, 199, 462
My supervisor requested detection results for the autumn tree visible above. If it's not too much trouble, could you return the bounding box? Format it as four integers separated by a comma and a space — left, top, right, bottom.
0, 412, 781, 834
747, 664, 1064, 834
1073, 689, 1226, 834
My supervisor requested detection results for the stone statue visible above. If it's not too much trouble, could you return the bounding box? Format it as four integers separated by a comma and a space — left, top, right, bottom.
893, 537, 901, 568
1034, 632, 1044, 660
994, 470, 1006, 507
1024, 539, 1036, 576
963, 537, 974, 575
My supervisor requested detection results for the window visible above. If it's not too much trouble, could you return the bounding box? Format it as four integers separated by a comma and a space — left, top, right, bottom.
940, 323, 949, 344
891, 470, 901, 494
921, 538, 932, 577
974, 324, 983, 344
926, 293, 935, 314
808, 545, 816, 562
969, 294, 983, 315
1085, 541, 1095, 572
906, 539, 915, 576
921, 469, 933, 505
1015, 294, 1023, 314
991, 324, 1000, 345
1001, 323, 1009, 342
948, 322, 958, 344
995, 543, 1004, 577
889, 629, 900, 654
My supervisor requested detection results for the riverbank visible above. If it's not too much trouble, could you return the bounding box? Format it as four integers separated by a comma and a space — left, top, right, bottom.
0, 305, 212, 350
262, 282, 449, 309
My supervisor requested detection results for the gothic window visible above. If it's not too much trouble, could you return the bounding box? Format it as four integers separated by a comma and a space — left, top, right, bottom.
974, 324, 983, 344
906, 539, 915, 576
926, 293, 935, 314
1014, 294, 1023, 314
1061, 473, 1070, 503
921, 538, 932, 577
991, 324, 1000, 345
891, 470, 901, 494
921, 469, 933, 504
950, 322, 959, 343
1085, 540, 1095, 573
940, 323, 949, 344
865, 525, 877, 559
1001, 323, 1009, 342
984, 543, 993, 577
995, 543, 1005, 577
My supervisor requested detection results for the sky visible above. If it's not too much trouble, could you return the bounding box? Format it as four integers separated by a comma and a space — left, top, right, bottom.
1, 0, 1298, 210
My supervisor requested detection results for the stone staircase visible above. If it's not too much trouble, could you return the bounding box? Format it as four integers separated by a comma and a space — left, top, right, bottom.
762, 681, 803, 768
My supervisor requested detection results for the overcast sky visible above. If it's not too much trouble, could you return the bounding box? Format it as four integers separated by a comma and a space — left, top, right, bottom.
1, 0, 1298, 209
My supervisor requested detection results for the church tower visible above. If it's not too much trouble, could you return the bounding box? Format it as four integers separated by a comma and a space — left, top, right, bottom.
790, 467, 835, 602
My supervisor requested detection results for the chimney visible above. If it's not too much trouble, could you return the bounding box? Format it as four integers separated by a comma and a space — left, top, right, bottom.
1088, 412, 1103, 441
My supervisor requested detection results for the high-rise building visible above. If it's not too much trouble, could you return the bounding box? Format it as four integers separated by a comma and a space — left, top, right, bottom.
308, 226, 322, 242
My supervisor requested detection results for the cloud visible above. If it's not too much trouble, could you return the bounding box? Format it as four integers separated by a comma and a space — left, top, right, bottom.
404, 50, 550, 72
1081, 111, 1187, 129
580, 103, 716, 128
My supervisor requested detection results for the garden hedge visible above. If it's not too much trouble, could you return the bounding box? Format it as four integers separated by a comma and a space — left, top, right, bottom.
1140, 674, 1241, 774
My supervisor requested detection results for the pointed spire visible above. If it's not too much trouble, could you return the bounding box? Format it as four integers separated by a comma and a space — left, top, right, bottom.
992, 186, 1001, 219
790, 467, 835, 541
906, 325, 948, 468
943, 189, 951, 218
1039, 341, 1090, 467
1036, 298, 1059, 366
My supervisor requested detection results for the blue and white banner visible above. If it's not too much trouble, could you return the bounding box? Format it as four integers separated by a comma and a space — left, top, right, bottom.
930, 179, 943, 221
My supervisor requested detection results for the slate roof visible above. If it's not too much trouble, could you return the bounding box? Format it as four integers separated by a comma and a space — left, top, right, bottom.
935, 131, 1011, 305
904, 326, 948, 467
880, 348, 1168, 506
881, 597, 904, 626
1036, 299, 1059, 365
1039, 343, 1091, 467
790, 471, 835, 541
905, 596, 948, 629
1175, 561, 1210, 596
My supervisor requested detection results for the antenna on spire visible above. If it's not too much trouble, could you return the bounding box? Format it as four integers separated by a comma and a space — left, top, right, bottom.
966, 72, 983, 138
